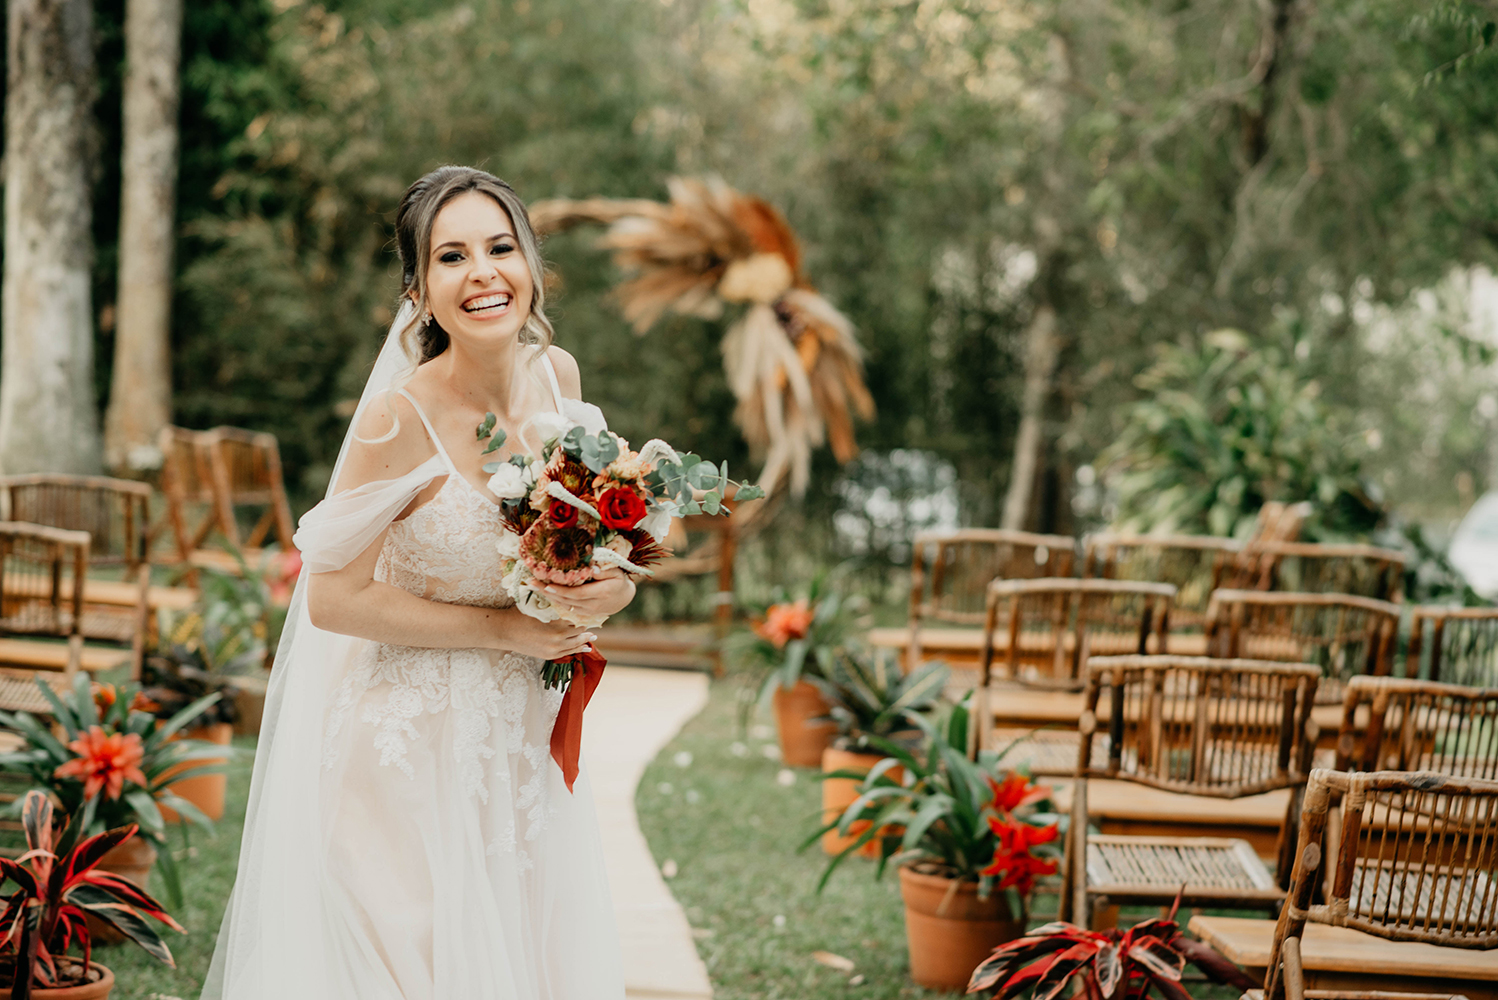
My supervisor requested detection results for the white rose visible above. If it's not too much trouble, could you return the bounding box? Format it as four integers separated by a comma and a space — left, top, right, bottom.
640, 500, 679, 543
514, 583, 561, 623
487, 463, 529, 499
496, 531, 522, 561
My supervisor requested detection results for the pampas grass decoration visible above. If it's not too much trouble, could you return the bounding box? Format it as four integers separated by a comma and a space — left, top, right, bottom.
530, 177, 874, 497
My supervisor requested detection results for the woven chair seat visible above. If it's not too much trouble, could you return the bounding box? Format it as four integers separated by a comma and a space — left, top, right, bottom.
1086, 834, 1282, 905
1349, 861, 1495, 931
991, 729, 1109, 775
0, 669, 71, 714
78, 606, 141, 644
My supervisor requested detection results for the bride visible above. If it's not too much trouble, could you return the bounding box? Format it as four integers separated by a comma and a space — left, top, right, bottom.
203, 166, 629, 999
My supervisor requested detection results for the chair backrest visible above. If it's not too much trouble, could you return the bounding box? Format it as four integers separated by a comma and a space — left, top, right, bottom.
979, 578, 1175, 687
1082, 533, 1241, 630
910, 529, 1075, 627
0, 522, 89, 641
204, 426, 295, 551
1205, 590, 1400, 699
1336, 676, 1498, 781
1268, 769, 1498, 998
1407, 606, 1498, 687
1077, 655, 1320, 797
0, 474, 151, 571
1231, 540, 1407, 603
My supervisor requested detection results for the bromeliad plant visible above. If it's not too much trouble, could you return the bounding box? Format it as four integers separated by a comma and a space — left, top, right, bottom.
726, 575, 866, 704
814, 649, 948, 753
0, 791, 184, 996
965, 894, 1256, 999
808, 701, 1062, 922
0, 675, 228, 906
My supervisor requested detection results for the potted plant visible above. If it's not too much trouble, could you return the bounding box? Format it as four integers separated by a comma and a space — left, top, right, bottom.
141, 636, 241, 822
814, 650, 947, 855
0, 675, 226, 908
726, 577, 863, 766
965, 894, 1257, 998
0, 790, 185, 999
811, 703, 1061, 991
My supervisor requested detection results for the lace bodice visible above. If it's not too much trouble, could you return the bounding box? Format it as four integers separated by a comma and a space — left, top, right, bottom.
379, 473, 514, 608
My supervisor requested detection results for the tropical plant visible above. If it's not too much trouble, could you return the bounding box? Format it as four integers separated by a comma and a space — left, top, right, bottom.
1101, 329, 1383, 540
0, 675, 228, 905
965, 895, 1256, 999
814, 649, 948, 753
809, 702, 1061, 921
0, 791, 184, 996
726, 575, 866, 699
138, 651, 240, 728
157, 552, 293, 677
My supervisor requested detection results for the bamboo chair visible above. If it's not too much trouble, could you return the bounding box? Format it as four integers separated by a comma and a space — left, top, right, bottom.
0, 523, 132, 714
1335, 676, 1498, 782
1232, 541, 1407, 604
1406, 606, 1498, 688
892, 528, 1076, 671
1082, 532, 1241, 637
1205, 590, 1400, 706
1058, 655, 1321, 928
0, 474, 152, 675
1260, 770, 1498, 1000
161, 425, 297, 578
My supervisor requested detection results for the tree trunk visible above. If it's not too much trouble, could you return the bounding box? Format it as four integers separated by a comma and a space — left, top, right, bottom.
0, 0, 102, 475
1000, 301, 1060, 530
104, 0, 182, 471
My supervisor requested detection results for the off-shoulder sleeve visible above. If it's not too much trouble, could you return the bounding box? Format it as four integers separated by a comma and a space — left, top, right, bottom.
293, 454, 447, 573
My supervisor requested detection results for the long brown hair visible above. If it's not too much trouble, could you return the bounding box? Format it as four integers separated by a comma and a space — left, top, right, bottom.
393, 166, 554, 363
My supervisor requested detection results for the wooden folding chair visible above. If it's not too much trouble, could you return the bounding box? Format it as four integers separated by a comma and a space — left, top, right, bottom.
878, 529, 1076, 672
1082, 532, 1241, 638
1195, 769, 1498, 1000
1233, 541, 1407, 604
0, 474, 153, 675
0, 524, 133, 713
1057, 655, 1320, 927
1406, 606, 1498, 688
1206, 590, 1400, 705
157, 425, 219, 567
1335, 676, 1498, 782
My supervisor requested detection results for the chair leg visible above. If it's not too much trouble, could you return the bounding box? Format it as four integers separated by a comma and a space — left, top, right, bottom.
1282, 936, 1305, 1000
1069, 779, 1089, 926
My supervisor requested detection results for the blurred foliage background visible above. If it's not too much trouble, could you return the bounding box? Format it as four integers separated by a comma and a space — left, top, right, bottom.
13, 0, 1498, 608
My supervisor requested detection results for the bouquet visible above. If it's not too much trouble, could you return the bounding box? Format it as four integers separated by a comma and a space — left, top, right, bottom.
478, 416, 763, 690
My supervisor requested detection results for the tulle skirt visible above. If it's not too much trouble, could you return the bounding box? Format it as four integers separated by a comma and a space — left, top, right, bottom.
204, 637, 625, 1000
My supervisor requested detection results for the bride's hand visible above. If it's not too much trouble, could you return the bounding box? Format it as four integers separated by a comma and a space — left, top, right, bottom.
495, 607, 597, 661
542, 568, 637, 618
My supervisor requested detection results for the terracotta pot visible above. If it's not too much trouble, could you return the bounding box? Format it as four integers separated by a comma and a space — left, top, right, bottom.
0, 960, 113, 999
158, 722, 233, 822
771, 681, 836, 767
899, 865, 1025, 992
821, 747, 906, 857
86, 836, 157, 945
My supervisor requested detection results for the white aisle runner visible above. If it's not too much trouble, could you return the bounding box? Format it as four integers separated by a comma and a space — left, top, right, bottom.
582, 666, 713, 1000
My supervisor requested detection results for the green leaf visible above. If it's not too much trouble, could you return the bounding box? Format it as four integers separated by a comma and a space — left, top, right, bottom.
125, 789, 166, 839
482, 427, 508, 454
596, 431, 619, 465
476, 412, 497, 440
703, 490, 721, 515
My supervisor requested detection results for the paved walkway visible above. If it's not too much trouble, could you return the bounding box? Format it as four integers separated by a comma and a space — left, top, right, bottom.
583, 666, 714, 1000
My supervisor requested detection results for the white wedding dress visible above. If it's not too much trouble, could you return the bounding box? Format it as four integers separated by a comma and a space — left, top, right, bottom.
204, 323, 625, 1000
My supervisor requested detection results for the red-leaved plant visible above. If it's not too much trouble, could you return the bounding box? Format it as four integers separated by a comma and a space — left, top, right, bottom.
965, 894, 1255, 1000
0, 791, 184, 997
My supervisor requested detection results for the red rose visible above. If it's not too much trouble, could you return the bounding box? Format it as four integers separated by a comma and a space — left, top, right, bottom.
549, 502, 580, 530
597, 488, 647, 530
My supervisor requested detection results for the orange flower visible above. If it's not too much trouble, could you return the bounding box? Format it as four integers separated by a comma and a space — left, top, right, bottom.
980, 815, 1060, 893
130, 691, 161, 714
91, 682, 116, 712
988, 771, 1051, 813
53, 726, 147, 801
755, 600, 815, 648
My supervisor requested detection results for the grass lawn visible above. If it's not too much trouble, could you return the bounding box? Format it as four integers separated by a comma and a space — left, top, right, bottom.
635, 677, 1248, 999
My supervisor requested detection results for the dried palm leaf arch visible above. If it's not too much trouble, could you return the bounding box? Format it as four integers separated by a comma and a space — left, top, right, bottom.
529, 176, 875, 501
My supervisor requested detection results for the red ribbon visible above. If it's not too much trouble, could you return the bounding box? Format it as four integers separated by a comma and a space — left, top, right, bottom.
549, 647, 607, 793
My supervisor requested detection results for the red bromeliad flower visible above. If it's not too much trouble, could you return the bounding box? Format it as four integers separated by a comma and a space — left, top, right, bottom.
597, 487, 647, 530
988, 771, 1052, 813
53, 727, 147, 802
755, 599, 815, 648
91, 683, 116, 712
979, 814, 1059, 893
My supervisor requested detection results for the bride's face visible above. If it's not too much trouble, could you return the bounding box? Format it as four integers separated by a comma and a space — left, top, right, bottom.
423, 190, 535, 349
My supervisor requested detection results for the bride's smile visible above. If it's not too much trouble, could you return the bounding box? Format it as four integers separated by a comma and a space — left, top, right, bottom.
426, 189, 535, 345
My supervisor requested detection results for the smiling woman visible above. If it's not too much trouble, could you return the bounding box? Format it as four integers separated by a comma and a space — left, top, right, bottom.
203, 167, 631, 1000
